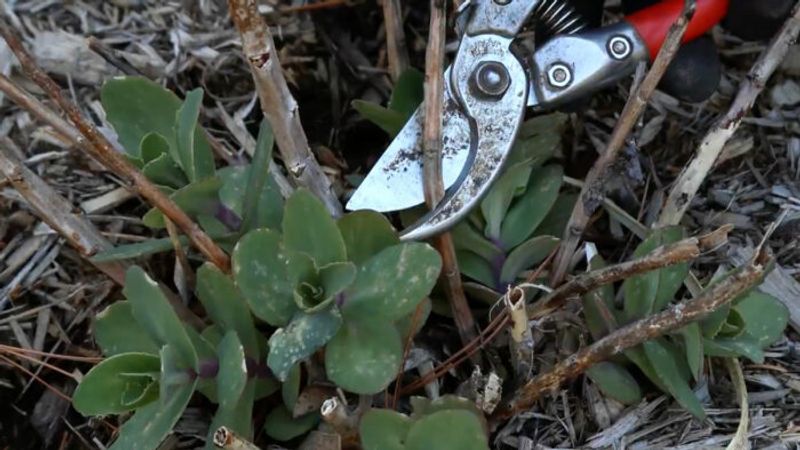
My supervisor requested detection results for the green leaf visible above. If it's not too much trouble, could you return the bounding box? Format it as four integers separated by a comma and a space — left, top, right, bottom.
316, 262, 357, 307
352, 100, 407, 137
516, 112, 568, 139
232, 229, 298, 327
140, 132, 171, 163
101, 77, 182, 159
267, 307, 343, 381
451, 223, 502, 262
73, 353, 160, 416
123, 267, 198, 370
586, 361, 642, 405
326, 321, 402, 394
535, 193, 577, 238
91, 231, 236, 263
241, 119, 275, 232
481, 164, 532, 240
264, 405, 319, 442
388, 68, 424, 117
217, 332, 248, 410
360, 409, 412, 450
396, 297, 432, 340
643, 340, 705, 419
108, 376, 197, 450
142, 177, 222, 228
582, 253, 618, 340
282, 364, 302, 413
338, 211, 399, 266
204, 382, 256, 450
456, 250, 497, 289
217, 165, 283, 231
196, 263, 259, 357
704, 335, 765, 363
734, 291, 789, 347
507, 127, 562, 168
142, 153, 189, 189
701, 304, 731, 338
679, 323, 704, 381
623, 227, 688, 321
342, 243, 441, 323
405, 410, 489, 450
174, 88, 214, 182
499, 165, 563, 249
94, 302, 159, 356
500, 235, 559, 285
283, 189, 346, 266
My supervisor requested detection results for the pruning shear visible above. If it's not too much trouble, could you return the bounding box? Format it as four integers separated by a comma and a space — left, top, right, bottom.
347, 0, 729, 241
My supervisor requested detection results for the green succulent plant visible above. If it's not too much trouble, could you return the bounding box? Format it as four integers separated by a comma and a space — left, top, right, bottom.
360, 395, 490, 450
95, 77, 283, 260
582, 226, 789, 418
74, 187, 442, 449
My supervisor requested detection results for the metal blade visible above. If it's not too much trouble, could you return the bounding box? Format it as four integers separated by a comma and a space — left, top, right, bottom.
346, 68, 471, 213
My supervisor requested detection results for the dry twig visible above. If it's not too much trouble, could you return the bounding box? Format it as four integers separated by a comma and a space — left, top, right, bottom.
495, 248, 770, 421
0, 20, 231, 272
656, 3, 800, 227
421, 0, 478, 348
381, 0, 410, 81
227, 0, 342, 216
531, 225, 732, 320
551, 0, 698, 285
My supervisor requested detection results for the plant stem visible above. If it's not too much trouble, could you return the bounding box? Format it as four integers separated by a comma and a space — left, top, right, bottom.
550, 0, 697, 285
494, 248, 769, 421
381, 0, 410, 81
227, 0, 342, 216
0, 20, 231, 273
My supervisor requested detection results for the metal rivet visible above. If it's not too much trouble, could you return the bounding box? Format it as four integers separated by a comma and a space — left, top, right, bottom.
471, 61, 510, 98
547, 63, 572, 88
494, 0, 511, 5
608, 36, 632, 60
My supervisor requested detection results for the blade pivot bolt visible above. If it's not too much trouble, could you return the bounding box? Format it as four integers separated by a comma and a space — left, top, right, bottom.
547, 63, 572, 88
471, 61, 511, 98
608, 36, 632, 60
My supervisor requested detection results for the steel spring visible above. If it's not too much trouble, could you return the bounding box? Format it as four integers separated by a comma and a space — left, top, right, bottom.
534, 0, 587, 35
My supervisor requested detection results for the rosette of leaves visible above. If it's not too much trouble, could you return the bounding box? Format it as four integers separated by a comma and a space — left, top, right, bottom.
231, 188, 441, 435
94, 77, 283, 261
359, 395, 490, 450
582, 226, 789, 419
73, 265, 277, 450
449, 114, 573, 294
353, 69, 573, 295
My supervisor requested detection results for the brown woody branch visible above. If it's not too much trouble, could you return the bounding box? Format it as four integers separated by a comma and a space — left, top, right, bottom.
0, 20, 231, 272
551, 0, 698, 285
495, 247, 770, 421
422, 0, 478, 348
530, 225, 732, 320
381, 0, 410, 81
227, 0, 342, 216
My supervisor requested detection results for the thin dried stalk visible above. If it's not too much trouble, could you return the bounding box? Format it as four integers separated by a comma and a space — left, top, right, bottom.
422, 0, 478, 347
531, 225, 732, 320
0, 145, 127, 284
0, 21, 231, 272
495, 248, 769, 420
551, 0, 697, 285
381, 0, 410, 81
656, 4, 800, 227
213, 427, 262, 450
227, 0, 342, 216
0, 73, 81, 145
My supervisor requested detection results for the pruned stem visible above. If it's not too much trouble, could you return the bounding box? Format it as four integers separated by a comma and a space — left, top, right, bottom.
421, 0, 478, 348
495, 248, 769, 420
227, 0, 341, 216
381, 0, 410, 81
0, 20, 231, 272
551, 0, 698, 285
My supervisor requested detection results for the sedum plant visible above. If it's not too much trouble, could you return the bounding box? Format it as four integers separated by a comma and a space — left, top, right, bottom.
360, 395, 490, 450
354, 69, 573, 294
582, 226, 789, 418
73, 186, 442, 449
93, 77, 284, 261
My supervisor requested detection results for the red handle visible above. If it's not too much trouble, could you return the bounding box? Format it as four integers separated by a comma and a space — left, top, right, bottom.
626, 0, 729, 60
